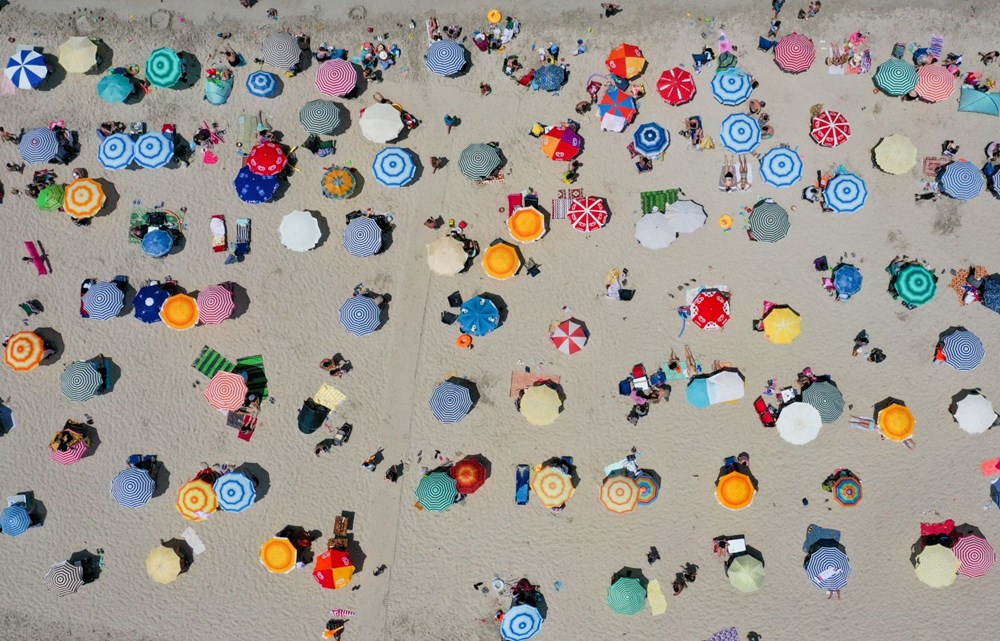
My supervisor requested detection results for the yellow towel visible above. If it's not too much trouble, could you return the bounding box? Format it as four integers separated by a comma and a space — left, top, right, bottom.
313, 384, 347, 410
647, 579, 667, 615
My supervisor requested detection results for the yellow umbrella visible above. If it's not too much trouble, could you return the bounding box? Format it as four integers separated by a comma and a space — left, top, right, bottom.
762, 305, 801, 344
4, 330, 45, 372
426, 236, 468, 276
482, 241, 521, 279
63, 178, 106, 218
716, 471, 756, 510
874, 134, 917, 175
146, 545, 183, 584
260, 536, 297, 574
519, 384, 562, 425
600, 475, 640, 514
508, 206, 546, 243
875, 399, 915, 441
176, 479, 219, 522
530, 464, 574, 508
58, 36, 98, 73
160, 294, 199, 330
914, 544, 961, 588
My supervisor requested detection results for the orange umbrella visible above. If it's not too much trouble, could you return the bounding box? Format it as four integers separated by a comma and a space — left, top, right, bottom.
63, 178, 106, 218
482, 241, 521, 279
260, 537, 297, 574
875, 398, 915, 441
508, 207, 545, 243
4, 331, 45, 372
606, 43, 646, 79
176, 479, 219, 521
716, 471, 756, 510
160, 294, 199, 330
450, 457, 487, 494
530, 463, 574, 508
313, 549, 355, 589
600, 475, 639, 514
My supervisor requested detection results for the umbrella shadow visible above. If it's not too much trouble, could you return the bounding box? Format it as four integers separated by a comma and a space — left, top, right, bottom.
235, 462, 270, 502
34, 327, 63, 364
124, 79, 145, 105
39, 54, 66, 91
228, 282, 251, 319
161, 537, 194, 572
310, 210, 330, 249
19, 491, 46, 526
447, 377, 480, 409
151, 460, 171, 498
612, 566, 648, 587
95, 178, 120, 217
405, 147, 424, 185
269, 177, 290, 203
174, 52, 201, 90
954, 522, 985, 538
909, 536, 925, 567
0, 404, 14, 435
100, 356, 121, 393
470, 453, 491, 479
69, 549, 103, 583
78, 423, 100, 458
330, 104, 352, 136
93, 40, 114, 74
347, 169, 364, 198
478, 292, 508, 325
347, 536, 367, 573
116, 280, 136, 316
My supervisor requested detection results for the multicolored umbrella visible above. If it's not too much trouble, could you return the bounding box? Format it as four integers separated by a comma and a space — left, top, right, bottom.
939, 160, 985, 200
759, 147, 803, 187
205, 371, 248, 412
425, 40, 467, 76
234, 166, 279, 203
450, 457, 487, 494
874, 397, 915, 441
748, 199, 789, 242
97, 74, 133, 103
598, 87, 638, 122
874, 134, 917, 174
321, 166, 356, 199
1, 504, 31, 536
824, 173, 868, 213
359, 103, 403, 143
774, 33, 815, 73
176, 478, 219, 522
710, 68, 753, 105
58, 37, 98, 73
541, 126, 582, 160
520, 385, 562, 425
260, 536, 297, 574
339, 295, 382, 336
246, 70, 279, 98
500, 604, 543, 641
49, 428, 89, 465
533, 64, 565, 91
915, 64, 956, 102
429, 380, 474, 424
656, 67, 696, 105
915, 544, 961, 587
315, 59, 357, 97
36, 183, 64, 212
110, 466, 154, 508
145, 47, 183, 88
805, 540, 851, 590
802, 380, 845, 423
893, 264, 937, 306
950, 389, 997, 434
600, 474, 639, 514
459, 143, 502, 180
632, 122, 669, 156
213, 472, 256, 513
134, 133, 174, 169
833, 263, 863, 299
832, 476, 862, 506
762, 305, 801, 343
61, 361, 103, 401
567, 196, 608, 232
874, 59, 918, 96
939, 326, 984, 371
343, 217, 382, 258
953, 534, 996, 578
5, 331, 44, 372
313, 549, 355, 589
160, 293, 199, 330
299, 99, 340, 134
44, 561, 83, 597
607, 573, 646, 615
247, 141, 287, 176
261, 32, 300, 69
459, 295, 500, 336
810, 110, 851, 147
83, 282, 124, 320
716, 470, 755, 509
550, 318, 588, 355
426, 236, 468, 276
531, 463, 574, 508
690, 289, 731, 330
98, 133, 135, 170
605, 43, 645, 79
415, 471, 458, 511
5, 47, 47, 89
146, 545, 183, 584
19, 127, 58, 164
482, 242, 520, 279
775, 401, 823, 444
508, 206, 546, 243
63, 178, 105, 218
371, 146, 415, 187
634, 474, 659, 504
728, 554, 766, 592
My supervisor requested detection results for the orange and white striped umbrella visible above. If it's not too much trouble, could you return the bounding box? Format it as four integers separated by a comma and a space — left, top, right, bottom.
176, 478, 219, 521
600, 475, 639, 514
63, 178, 106, 218
530, 464, 574, 508
204, 371, 248, 412
4, 331, 45, 372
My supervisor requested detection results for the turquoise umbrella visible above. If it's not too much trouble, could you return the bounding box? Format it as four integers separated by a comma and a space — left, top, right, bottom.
893, 264, 937, 306
145, 47, 183, 88
97, 74, 133, 103
414, 471, 457, 511
607, 572, 646, 615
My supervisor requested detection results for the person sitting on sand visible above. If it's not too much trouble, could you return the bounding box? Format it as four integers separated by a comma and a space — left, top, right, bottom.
221, 43, 241, 67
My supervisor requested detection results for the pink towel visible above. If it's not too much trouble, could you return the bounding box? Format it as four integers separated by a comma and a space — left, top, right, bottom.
718, 30, 734, 53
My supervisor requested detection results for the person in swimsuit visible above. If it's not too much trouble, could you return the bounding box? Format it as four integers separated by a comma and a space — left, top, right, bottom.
722, 155, 736, 191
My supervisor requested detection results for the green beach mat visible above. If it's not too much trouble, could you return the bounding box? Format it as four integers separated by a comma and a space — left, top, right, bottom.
129, 208, 184, 244
640, 189, 680, 214
235, 355, 268, 401
192, 346, 235, 378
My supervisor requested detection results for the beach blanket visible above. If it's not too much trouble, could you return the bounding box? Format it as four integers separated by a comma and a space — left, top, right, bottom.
192, 346, 235, 378
640, 189, 680, 214
923, 156, 949, 177
236, 114, 258, 157
706, 628, 740, 641
929, 34, 944, 60
129, 208, 183, 244
510, 371, 560, 397
313, 384, 347, 411
647, 579, 667, 615
234, 355, 268, 400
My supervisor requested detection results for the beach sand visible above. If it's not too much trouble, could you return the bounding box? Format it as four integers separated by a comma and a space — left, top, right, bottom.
0, 0, 997, 639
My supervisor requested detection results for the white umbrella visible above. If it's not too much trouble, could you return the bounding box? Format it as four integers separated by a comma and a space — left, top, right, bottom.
600, 113, 628, 132
952, 390, 998, 434
278, 210, 322, 252
706, 369, 745, 404
359, 103, 404, 143
662, 200, 707, 234
635, 213, 677, 249
776, 402, 823, 445
426, 236, 468, 276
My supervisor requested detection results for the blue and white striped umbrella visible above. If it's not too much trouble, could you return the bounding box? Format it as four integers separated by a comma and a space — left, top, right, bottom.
82, 281, 124, 321
425, 40, 467, 76
4, 48, 47, 89
0, 504, 31, 537
940, 327, 985, 371
710, 69, 753, 105
213, 472, 256, 513
939, 160, 985, 200
342, 217, 383, 257
110, 467, 155, 508
246, 70, 278, 98
18, 127, 58, 164
719, 113, 761, 153
372, 147, 416, 187
500, 604, 543, 641
134, 133, 174, 169
823, 173, 868, 213
759, 147, 803, 187
61, 361, 103, 401
805, 542, 852, 590
633, 122, 669, 156
429, 381, 474, 424
339, 295, 382, 336
98, 133, 135, 171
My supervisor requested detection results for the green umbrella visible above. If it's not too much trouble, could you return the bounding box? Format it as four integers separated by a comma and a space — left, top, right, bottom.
299, 99, 340, 135
37, 183, 65, 212
459, 143, 502, 181
727, 554, 765, 593
607, 574, 646, 615
145, 47, 183, 88
414, 471, 457, 512
873, 59, 918, 97
802, 380, 845, 423
893, 264, 937, 306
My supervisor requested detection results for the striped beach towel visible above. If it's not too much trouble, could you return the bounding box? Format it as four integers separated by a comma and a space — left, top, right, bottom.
192, 346, 235, 378
929, 35, 943, 60
235, 355, 268, 400
640, 188, 680, 214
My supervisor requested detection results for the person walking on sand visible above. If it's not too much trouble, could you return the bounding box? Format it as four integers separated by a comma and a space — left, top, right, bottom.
443, 114, 459, 134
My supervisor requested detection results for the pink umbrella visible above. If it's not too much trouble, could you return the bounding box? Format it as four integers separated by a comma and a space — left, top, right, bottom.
953, 534, 996, 578
774, 33, 816, 73
49, 429, 88, 465
315, 59, 357, 97
196, 285, 235, 325
915, 65, 955, 102
567, 196, 608, 232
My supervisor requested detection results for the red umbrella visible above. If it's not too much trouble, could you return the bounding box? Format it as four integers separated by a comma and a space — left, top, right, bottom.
810, 110, 851, 147
953, 534, 996, 578
315, 59, 357, 97
774, 33, 816, 73
247, 141, 287, 176
690, 289, 731, 330
567, 196, 608, 232
915, 64, 956, 103
312, 549, 355, 589
196, 285, 235, 325
450, 457, 487, 494
541, 126, 582, 160
656, 67, 696, 105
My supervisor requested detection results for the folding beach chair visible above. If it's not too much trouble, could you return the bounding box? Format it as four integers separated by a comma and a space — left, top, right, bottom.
191, 346, 236, 378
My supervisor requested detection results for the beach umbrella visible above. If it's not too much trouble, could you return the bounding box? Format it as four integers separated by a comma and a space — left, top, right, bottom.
426, 236, 467, 276
832, 263, 863, 299
146, 545, 183, 584
720, 113, 762, 154
951, 389, 997, 434
450, 457, 487, 494
234, 166, 279, 203
425, 40, 467, 76
44, 561, 83, 597
983, 274, 1000, 314
343, 217, 383, 257
261, 32, 299, 69
508, 206, 546, 243
762, 305, 801, 343
635, 474, 659, 504
458, 295, 500, 336
690, 289, 731, 330
299, 99, 340, 135
939, 326, 985, 371
145, 47, 183, 88
19, 127, 58, 164
520, 385, 562, 426
759, 147, 803, 187
874, 134, 917, 174
531, 464, 574, 508
204, 371, 248, 412
802, 381, 845, 423
606, 43, 645, 79
260, 537, 297, 574
656, 66, 696, 105
748, 200, 790, 242
810, 110, 851, 147
133, 133, 174, 169
36, 184, 64, 212
321, 166, 356, 199
635, 213, 677, 249
313, 549, 355, 589
728, 554, 766, 593
5, 47, 47, 89
133, 284, 168, 323
483, 242, 520, 279
711, 68, 753, 105
279, 210, 321, 252
607, 573, 646, 615
49, 428, 88, 464
429, 380, 474, 424
246, 70, 278, 98
716, 470, 755, 510
567, 196, 608, 232
63, 178, 105, 218
214, 472, 256, 513
500, 604, 543, 641
874, 59, 918, 96
359, 103, 404, 143
4, 331, 44, 372
415, 471, 458, 511
372, 147, 416, 187
959, 86, 1000, 115
61, 361, 102, 402
550, 318, 588, 355
315, 59, 356, 97
58, 36, 97, 73
247, 141, 287, 177
0, 504, 31, 536
832, 476, 862, 506
533, 64, 565, 91
459, 143, 502, 180
97, 74, 133, 102
176, 479, 218, 522
339, 295, 382, 336
541, 126, 582, 160
160, 294, 199, 330
915, 64, 956, 102
774, 33, 815, 72
141, 229, 174, 258
953, 535, 996, 578
110, 467, 154, 508
663, 200, 708, 233
893, 263, 937, 306
939, 160, 985, 199
806, 540, 851, 590
633, 122, 669, 156
915, 544, 961, 587
98, 133, 135, 170
687, 369, 746, 408
775, 401, 823, 444
824, 173, 868, 213
598, 87, 638, 122
83, 282, 124, 320
600, 474, 639, 514
874, 397, 915, 441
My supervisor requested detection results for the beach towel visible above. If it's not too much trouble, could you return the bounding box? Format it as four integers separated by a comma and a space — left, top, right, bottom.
234, 355, 268, 400
707, 628, 740, 641
981, 457, 1000, 476
923, 156, 950, 177
640, 189, 680, 214
551, 197, 570, 219
929, 35, 944, 60
510, 371, 561, 397
313, 384, 347, 411
718, 30, 734, 54
236, 114, 258, 157
647, 579, 667, 615
192, 346, 235, 378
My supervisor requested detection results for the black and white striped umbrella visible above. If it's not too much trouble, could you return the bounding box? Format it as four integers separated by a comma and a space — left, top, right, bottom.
429, 381, 473, 423
110, 466, 155, 508
61, 361, 103, 402
82, 281, 124, 320
261, 32, 300, 70
802, 380, 845, 423
44, 561, 83, 597
342, 217, 383, 258
459, 144, 502, 181
748, 200, 790, 243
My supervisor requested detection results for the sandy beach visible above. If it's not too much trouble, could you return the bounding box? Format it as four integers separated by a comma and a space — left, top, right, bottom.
0, 0, 998, 639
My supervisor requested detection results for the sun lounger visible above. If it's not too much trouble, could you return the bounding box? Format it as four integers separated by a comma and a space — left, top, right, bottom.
191, 346, 236, 378
515, 464, 530, 505
753, 396, 777, 427
23, 241, 48, 275
640, 189, 681, 214
211, 215, 227, 253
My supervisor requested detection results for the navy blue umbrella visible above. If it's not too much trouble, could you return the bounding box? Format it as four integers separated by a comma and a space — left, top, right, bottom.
339, 295, 382, 336
534, 65, 565, 91
429, 381, 474, 424
133, 284, 169, 323
234, 165, 279, 203
425, 40, 467, 76
110, 467, 154, 508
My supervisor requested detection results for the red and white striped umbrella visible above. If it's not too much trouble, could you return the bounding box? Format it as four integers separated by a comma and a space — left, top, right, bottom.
567, 196, 608, 232
550, 319, 588, 355
810, 110, 851, 147
204, 371, 248, 412
196, 285, 235, 325
656, 67, 696, 105
49, 430, 88, 465
315, 59, 357, 97
915, 64, 956, 103
774, 33, 816, 73
953, 534, 996, 578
